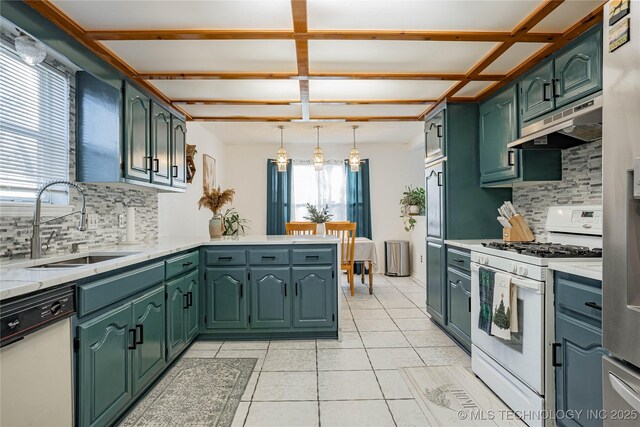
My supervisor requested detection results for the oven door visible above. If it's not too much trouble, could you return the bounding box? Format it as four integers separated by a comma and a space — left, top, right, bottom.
471, 262, 545, 395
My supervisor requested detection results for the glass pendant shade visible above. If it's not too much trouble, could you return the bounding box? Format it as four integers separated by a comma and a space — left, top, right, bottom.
14, 35, 46, 66
276, 125, 288, 172
349, 148, 360, 172
313, 126, 324, 171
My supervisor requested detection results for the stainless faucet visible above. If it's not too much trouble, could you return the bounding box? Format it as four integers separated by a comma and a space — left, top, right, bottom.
31, 180, 87, 259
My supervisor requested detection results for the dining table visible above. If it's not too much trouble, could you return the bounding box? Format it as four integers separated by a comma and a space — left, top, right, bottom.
353, 237, 378, 295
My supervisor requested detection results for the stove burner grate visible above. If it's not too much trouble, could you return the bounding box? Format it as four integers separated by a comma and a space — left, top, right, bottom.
482, 242, 602, 258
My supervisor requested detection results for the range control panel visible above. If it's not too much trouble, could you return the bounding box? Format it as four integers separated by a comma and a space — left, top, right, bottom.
571, 209, 603, 228
0, 284, 75, 347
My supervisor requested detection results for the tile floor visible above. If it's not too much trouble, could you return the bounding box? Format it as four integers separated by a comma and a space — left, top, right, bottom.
182, 273, 472, 427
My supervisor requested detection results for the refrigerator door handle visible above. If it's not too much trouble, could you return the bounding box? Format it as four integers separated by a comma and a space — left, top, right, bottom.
609, 372, 640, 412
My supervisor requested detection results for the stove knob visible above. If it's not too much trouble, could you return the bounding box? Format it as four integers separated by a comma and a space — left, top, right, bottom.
480, 256, 489, 265
509, 263, 518, 273
518, 266, 528, 276
50, 301, 62, 315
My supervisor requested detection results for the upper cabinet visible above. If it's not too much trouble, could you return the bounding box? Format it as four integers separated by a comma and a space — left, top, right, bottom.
76, 74, 187, 192
519, 27, 602, 126
424, 110, 445, 165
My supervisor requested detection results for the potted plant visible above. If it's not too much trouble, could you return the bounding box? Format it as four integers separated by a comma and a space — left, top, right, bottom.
303, 203, 333, 235
221, 208, 250, 237
400, 185, 425, 231
197, 187, 235, 238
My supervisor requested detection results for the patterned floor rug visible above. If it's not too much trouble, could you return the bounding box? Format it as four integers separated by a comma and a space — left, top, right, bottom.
120, 358, 257, 427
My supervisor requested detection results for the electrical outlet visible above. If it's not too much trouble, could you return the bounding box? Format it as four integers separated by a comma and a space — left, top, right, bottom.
118, 214, 125, 228
87, 213, 99, 230
420, 255, 423, 263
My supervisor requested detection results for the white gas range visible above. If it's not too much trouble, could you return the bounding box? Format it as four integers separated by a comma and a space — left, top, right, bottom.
469, 205, 602, 427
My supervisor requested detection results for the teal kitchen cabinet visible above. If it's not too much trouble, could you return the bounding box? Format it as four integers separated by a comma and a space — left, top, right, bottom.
131, 286, 166, 395
250, 267, 291, 329
424, 110, 445, 164
150, 102, 172, 186
426, 241, 446, 324
554, 272, 606, 427
165, 275, 187, 359
292, 266, 335, 328
123, 82, 151, 183
554, 29, 602, 108
446, 247, 472, 351
479, 85, 520, 184
520, 61, 555, 123
204, 267, 248, 330
425, 161, 444, 240
171, 116, 187, 189
185, 270, 200, 341
77, 302, 133, 427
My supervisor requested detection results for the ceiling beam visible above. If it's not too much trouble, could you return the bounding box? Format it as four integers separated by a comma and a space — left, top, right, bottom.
291, 0, 310, 121
418, 0, 565, 119
86, 29, 560, 43
190, 116, 420, 122
477, 4, 604, 101
140, 72, 504, 81
23, 0, 192, 120
173, 99, 437, 105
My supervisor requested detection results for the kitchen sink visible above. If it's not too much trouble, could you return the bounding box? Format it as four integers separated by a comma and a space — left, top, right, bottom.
28, 254, 134, 269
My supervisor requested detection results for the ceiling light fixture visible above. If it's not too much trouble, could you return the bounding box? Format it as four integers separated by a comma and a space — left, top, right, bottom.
312, 126, 324, 171
14, 32, 46, 66
276, 125, 288, 172
349, 125, 361, 172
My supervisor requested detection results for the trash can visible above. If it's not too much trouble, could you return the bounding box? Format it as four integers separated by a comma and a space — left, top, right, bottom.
384, 240, 410, 277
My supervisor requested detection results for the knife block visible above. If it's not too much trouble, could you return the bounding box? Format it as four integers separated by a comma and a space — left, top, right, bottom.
503, 215, 535, 242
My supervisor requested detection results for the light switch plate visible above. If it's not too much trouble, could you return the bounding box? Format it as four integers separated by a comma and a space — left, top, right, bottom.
118, 214, 125, 228
87, 212, 99, 230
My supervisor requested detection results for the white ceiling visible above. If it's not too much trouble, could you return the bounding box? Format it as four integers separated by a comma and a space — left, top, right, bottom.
180, 104, 301, 118
454, 81, 497, 98
149, 80, 301, 100
308, 80, 456, 101
532, 0, 604, 32
309, 104, 429, 118
481, 42, 550, 75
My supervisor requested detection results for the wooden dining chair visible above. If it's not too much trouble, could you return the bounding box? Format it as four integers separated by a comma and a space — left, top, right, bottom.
325, 222, 357, 296
285, 222, 317, 235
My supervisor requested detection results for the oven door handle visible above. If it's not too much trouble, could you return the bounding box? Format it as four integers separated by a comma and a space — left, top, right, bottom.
471, 263, 543, 293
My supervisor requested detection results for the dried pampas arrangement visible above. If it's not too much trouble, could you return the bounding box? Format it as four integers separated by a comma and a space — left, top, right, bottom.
197, 187, 235, 216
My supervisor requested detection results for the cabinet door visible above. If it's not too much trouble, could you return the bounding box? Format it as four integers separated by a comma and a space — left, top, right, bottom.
171, 116, 187, 189
131, 285, 166, 395
184, 270, 199, 341
520, 61, 554, 122
205, 267, 248, 329
424, 110, 445, 163
426, 162, 444, 240
150, 102, 172, 186
250, 267, 291, 329
554, 29, 602, 108
292, 266, 334, 328
555, 315, 606, 427
447, 270, 471, 344
77, 303, 132, 427
480, 86, 520, 184
166, 276, 187, 359
123, 82, 151, 182
426, 241, 445, 325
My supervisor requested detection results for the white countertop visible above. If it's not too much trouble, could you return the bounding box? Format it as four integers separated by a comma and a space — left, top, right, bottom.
444, 239, 502, 251
547, 260, 602, 281
0, 235, 339, 301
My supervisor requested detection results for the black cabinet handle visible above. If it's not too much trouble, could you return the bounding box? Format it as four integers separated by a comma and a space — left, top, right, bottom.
552, 78, 560, 98
437, 172, 443, 187
585, 301, 602, 311
128, 329, 137, 350
306, 255, 319, 260
543, 82, 551, 101
284, 283, 287, 297
136, 325, 144, 345
468, 297, 471, 313
153, 158, 159, 173
145, 156, 152, 171
552, 343, 562, 367
172, 165, 178, 178
187, 292, 193, 307
452, 258, 465, 264
240, 284, 243, 298
182, 261, 193, 267
507, 150, 515, 166
262, 256, 276, 261
218, 256, 232, 261
295, 282, 298, 296
183, 293, 189, 309
436, 124, 443, 138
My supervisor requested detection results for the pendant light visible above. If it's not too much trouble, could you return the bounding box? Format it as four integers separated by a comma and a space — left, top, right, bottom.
349, 125, 361, 172
276, 125, 288, 172
312, 126, 324, 171
14, 33, 46, 66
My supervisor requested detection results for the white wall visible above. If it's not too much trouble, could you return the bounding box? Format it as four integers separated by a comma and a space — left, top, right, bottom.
225, 142, 424, 266
158, 122, 226, 238
409, 216, 426, 283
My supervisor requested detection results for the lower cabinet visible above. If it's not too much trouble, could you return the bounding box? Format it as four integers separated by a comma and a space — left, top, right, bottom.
77, 285, 165, 427
554, 272, 606, 427
292, 266, 334, 328
204, 267, 248, 330
426, 240, 445, 324
166, 270, 199, 360
447, 267, 471, 350
250, 267, 291, 329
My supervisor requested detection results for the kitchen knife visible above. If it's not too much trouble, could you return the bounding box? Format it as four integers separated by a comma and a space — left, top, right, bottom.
505, 201, 518, 217
497, 217, 512, 228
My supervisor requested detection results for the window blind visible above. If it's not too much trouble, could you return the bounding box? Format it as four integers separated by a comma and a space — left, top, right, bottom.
0, 45, 70, 204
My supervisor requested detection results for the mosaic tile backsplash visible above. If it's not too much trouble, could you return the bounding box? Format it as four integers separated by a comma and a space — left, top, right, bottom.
512, 139, 603, 240
0, 34, 158, 259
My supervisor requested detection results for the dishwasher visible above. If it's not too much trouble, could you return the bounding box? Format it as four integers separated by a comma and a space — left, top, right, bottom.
0, 284, 75, 427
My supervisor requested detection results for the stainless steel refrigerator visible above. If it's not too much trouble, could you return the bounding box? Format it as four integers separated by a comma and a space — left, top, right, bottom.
602, 1, 640, 424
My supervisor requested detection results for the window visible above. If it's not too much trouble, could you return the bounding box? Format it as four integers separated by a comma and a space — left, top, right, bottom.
291, 160, 347, 221
0, 44, 70, 204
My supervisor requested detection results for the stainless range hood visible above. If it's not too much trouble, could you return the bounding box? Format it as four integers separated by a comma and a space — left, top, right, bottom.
508, 94, 602, 150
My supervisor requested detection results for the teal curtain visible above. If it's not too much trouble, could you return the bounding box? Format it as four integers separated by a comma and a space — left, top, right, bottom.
266, 159, 292, 235
346, 158, 372, 238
